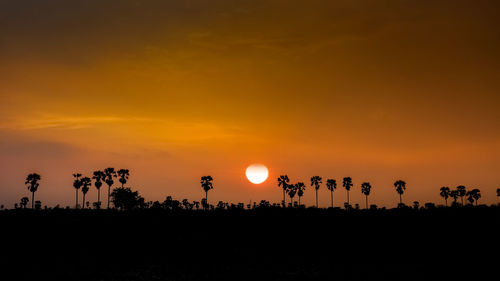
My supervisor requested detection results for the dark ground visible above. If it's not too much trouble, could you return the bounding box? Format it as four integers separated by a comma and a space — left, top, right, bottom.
1, 206, 499, 281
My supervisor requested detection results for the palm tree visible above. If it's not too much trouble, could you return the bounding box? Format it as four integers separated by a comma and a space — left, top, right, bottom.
466, 189, 481, 206
394, 180, 406, 205
296, 182, 306, 206
287, 184, 297, 206
80, 177, 91, 209
277, 175, 290, 206
456, 186, 466, 206
440, 187, 451, 207
200, 176, 214, 207
20, 197, 29, 209
25, 173, 41, 209
497, 188, 500, 202
360, 182, 372, 209
104, 168, 116, 209
310, 176, 322, 208
92, 170, 105, 209
117, 169, 130, 188
450, 190, 459, 206
342, 177, 353, 206
73, 173, 83, 208
326, 179, 337, 208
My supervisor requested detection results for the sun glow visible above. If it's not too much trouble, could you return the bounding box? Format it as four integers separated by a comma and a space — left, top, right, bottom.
245, 164, 269, 184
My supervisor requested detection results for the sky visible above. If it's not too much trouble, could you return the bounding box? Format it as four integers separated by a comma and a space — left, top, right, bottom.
1, 0, 499, 208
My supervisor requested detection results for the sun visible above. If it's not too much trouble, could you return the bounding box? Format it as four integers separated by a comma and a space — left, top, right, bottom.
245, 164, 269, 184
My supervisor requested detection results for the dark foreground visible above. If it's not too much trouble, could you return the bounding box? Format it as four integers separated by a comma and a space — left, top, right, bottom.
1, 206, 499, 281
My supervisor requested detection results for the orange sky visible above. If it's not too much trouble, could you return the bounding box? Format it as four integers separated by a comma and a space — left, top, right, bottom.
1, 0, 499, 208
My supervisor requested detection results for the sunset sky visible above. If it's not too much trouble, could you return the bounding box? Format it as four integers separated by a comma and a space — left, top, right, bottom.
1, 0, 499, 208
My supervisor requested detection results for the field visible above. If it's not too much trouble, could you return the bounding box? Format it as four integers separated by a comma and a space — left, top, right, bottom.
1, 206, 498, 281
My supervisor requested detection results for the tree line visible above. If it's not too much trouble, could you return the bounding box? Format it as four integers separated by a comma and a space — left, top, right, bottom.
12, 171, 500, 211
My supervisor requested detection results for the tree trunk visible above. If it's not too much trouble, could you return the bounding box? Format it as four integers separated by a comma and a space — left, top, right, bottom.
298, 196, 301, 206
82, 194, 86, 209
107, 186, 110, 209
331, 191, 333, 208
365, 195, 368, 209
205, 191, 208, 209
347, 190, 350, 205
32, 192, 35, 209
76, 189, 79, 209
399, 194, 402, 204
98, 189, 101, 206
316, 190, 318, 208
445, 198, 448, 207
283, 189, 286, 206
461, 197, 464, 206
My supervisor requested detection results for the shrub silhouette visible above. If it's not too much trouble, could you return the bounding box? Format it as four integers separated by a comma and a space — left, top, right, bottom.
110, 187, 144, 210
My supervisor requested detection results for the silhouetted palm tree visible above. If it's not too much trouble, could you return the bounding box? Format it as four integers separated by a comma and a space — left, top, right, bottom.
440, 187, 451, 207
20, 197, 29, 209
394, 180, 406, 205
466, 189, 481, 206
287, 184, 297, 206
104, 168, 116, 209
201, 176, 214, 207
456, 186, 466, 206
277, 175, 290, 206
296, 182, 306, 206
497, 188, 500, 201
361, 182, 372, 209
92, 170, 105, 209
450, 190, 459, 206
80, 177, 91, 209
310, 176, 322, 208
25, 173, 41, 209
342, 177, 353, 206
326, 179, 337, 208
117, 169, 130, 188
73, 173, 83, 208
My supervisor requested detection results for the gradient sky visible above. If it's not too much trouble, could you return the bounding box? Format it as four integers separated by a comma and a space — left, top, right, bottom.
1, 0, 499, 208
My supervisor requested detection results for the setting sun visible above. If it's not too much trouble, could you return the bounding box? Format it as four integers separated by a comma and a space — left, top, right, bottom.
245, 164, 269, 184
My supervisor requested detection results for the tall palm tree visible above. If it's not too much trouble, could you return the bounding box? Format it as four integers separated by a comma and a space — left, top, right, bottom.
201, 176, 214, 207
326, 179, 337, 208
310, 176, 322, 208
296, 182, 306, 206
117, 169, 130, 188
25, 173, 41, 209
456, 186, 466, 206
80, 177, 91, 209
73, 173, 83, 209
277, 175, 290, 206
104, 168, 116, 209
439, 187, 451, 207
92, 170, 105, 209
342, 177, 353, 206
360, 182, 372, 209
394, 180, 406, 205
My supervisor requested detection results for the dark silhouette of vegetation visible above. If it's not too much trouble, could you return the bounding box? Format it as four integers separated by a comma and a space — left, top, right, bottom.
342, 177, 353, 206
20, 196, 29, 209
440, 187, 450, 207
326, 179, 337, 208
200, 176, 214, 206
81, 177, 91, 209
361, 182, 372, 209
277, 175, 289, 206
394, 180, 406, 205
296, 182, 306, 206
92, 170, 105, 209
310, 176, 322, 208
287, 183, 297, 205
73, 173, 83, 208
117, 169, 130, 188
104, 168, 117, 209
457, 185, 466, 206
450, 189, 459, 206
497, 188, 500, 200
25, 173, 41, 209
110, 187, 144, 210
466, 189, 481, 206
